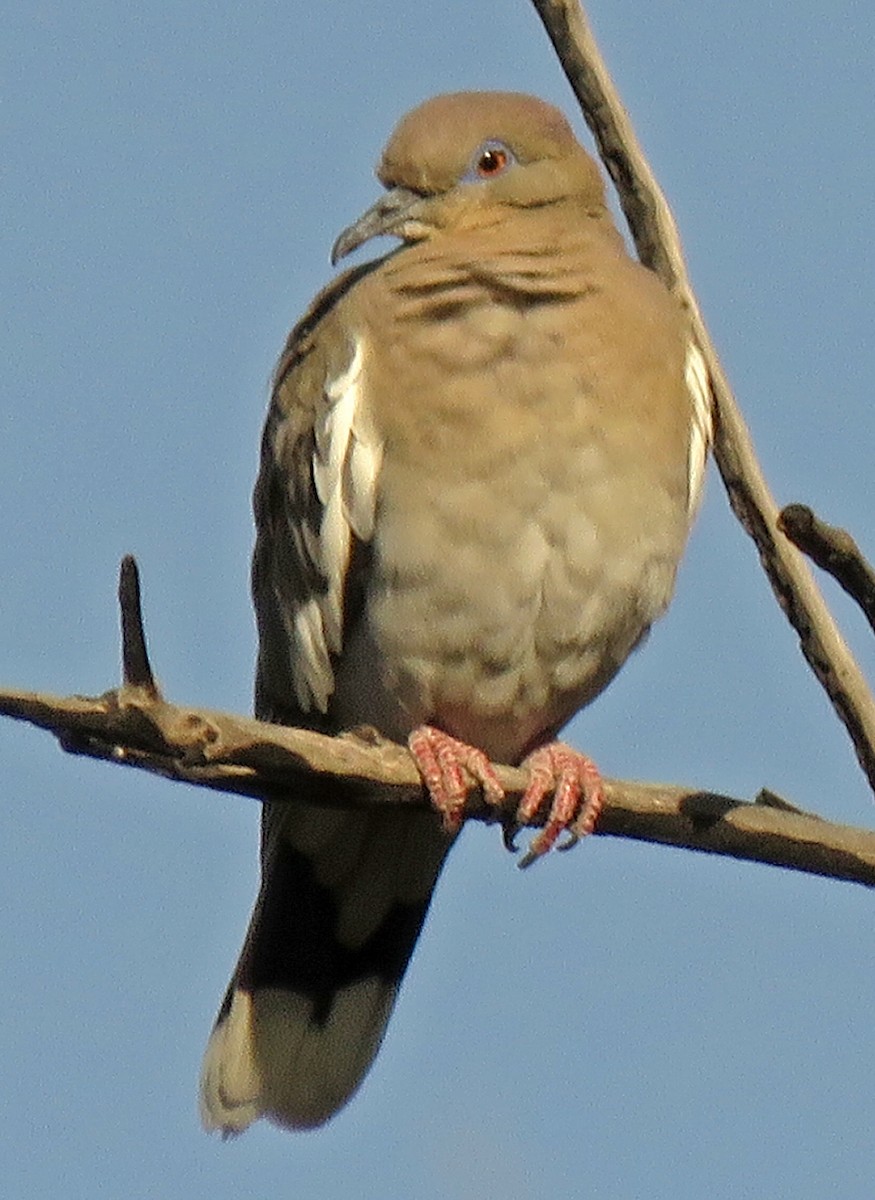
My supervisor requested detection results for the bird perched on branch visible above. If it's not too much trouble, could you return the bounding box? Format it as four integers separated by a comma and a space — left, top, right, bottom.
200, 90, 711, 1134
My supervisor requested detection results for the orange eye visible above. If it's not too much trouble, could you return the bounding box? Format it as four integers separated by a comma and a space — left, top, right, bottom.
476, 147, 509, 177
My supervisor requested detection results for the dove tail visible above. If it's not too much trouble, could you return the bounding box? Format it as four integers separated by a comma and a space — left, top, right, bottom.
200, 805, 450, 1133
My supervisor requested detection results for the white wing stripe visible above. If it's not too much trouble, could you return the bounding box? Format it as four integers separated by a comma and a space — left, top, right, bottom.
308, 337, 382, 685
684, 341, 713, 515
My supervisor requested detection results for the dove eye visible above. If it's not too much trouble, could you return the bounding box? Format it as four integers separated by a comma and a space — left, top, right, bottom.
477, 147, 508, 175
464, 140, 516, 182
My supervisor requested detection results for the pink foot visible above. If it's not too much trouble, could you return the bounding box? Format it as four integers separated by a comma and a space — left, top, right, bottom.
408, 725, 505, 834
515, 742, 604, 868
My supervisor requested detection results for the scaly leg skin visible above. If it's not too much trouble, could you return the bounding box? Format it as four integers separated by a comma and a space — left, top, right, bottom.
515, 742, 604, 869
408, 725, 506, 834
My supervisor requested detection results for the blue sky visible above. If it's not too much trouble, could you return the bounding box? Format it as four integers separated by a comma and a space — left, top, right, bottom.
3, 2, 874, 1197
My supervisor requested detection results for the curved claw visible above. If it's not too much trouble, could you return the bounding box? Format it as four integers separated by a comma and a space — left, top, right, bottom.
517, 845, 540, 870
502, 821, 520, 854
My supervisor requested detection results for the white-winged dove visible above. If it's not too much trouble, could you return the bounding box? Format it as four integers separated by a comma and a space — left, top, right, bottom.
200, 91, 711, 1135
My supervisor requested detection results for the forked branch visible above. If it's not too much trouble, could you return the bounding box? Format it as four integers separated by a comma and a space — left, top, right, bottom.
529, 0, 875, 795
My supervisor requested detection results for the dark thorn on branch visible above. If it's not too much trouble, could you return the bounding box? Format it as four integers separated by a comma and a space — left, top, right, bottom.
754, 787, 808, 814
779, 505, 875, 637
118, 556, 159, 696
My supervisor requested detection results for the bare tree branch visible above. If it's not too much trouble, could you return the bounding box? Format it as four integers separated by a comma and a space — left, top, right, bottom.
0, 555, 868, 888
3, 678, 875, 887
529, 0, 875, 797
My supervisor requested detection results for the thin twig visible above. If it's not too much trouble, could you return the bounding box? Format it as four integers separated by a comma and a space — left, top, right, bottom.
529, 0, 875, 796
118, 555, 159, 695
779, 505, 875, 637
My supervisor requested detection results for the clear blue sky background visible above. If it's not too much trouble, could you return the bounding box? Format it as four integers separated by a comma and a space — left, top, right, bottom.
3, 2, 874, 1197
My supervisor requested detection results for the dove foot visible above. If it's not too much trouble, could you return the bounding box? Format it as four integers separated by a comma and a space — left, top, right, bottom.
514, 742, 604, 868
408, 725, 505, 834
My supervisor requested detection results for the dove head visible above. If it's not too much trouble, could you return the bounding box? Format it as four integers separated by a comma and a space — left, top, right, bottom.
331, 91, 608, 264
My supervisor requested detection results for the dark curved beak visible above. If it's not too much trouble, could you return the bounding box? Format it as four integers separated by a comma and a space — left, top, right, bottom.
330, 186, 426, 266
